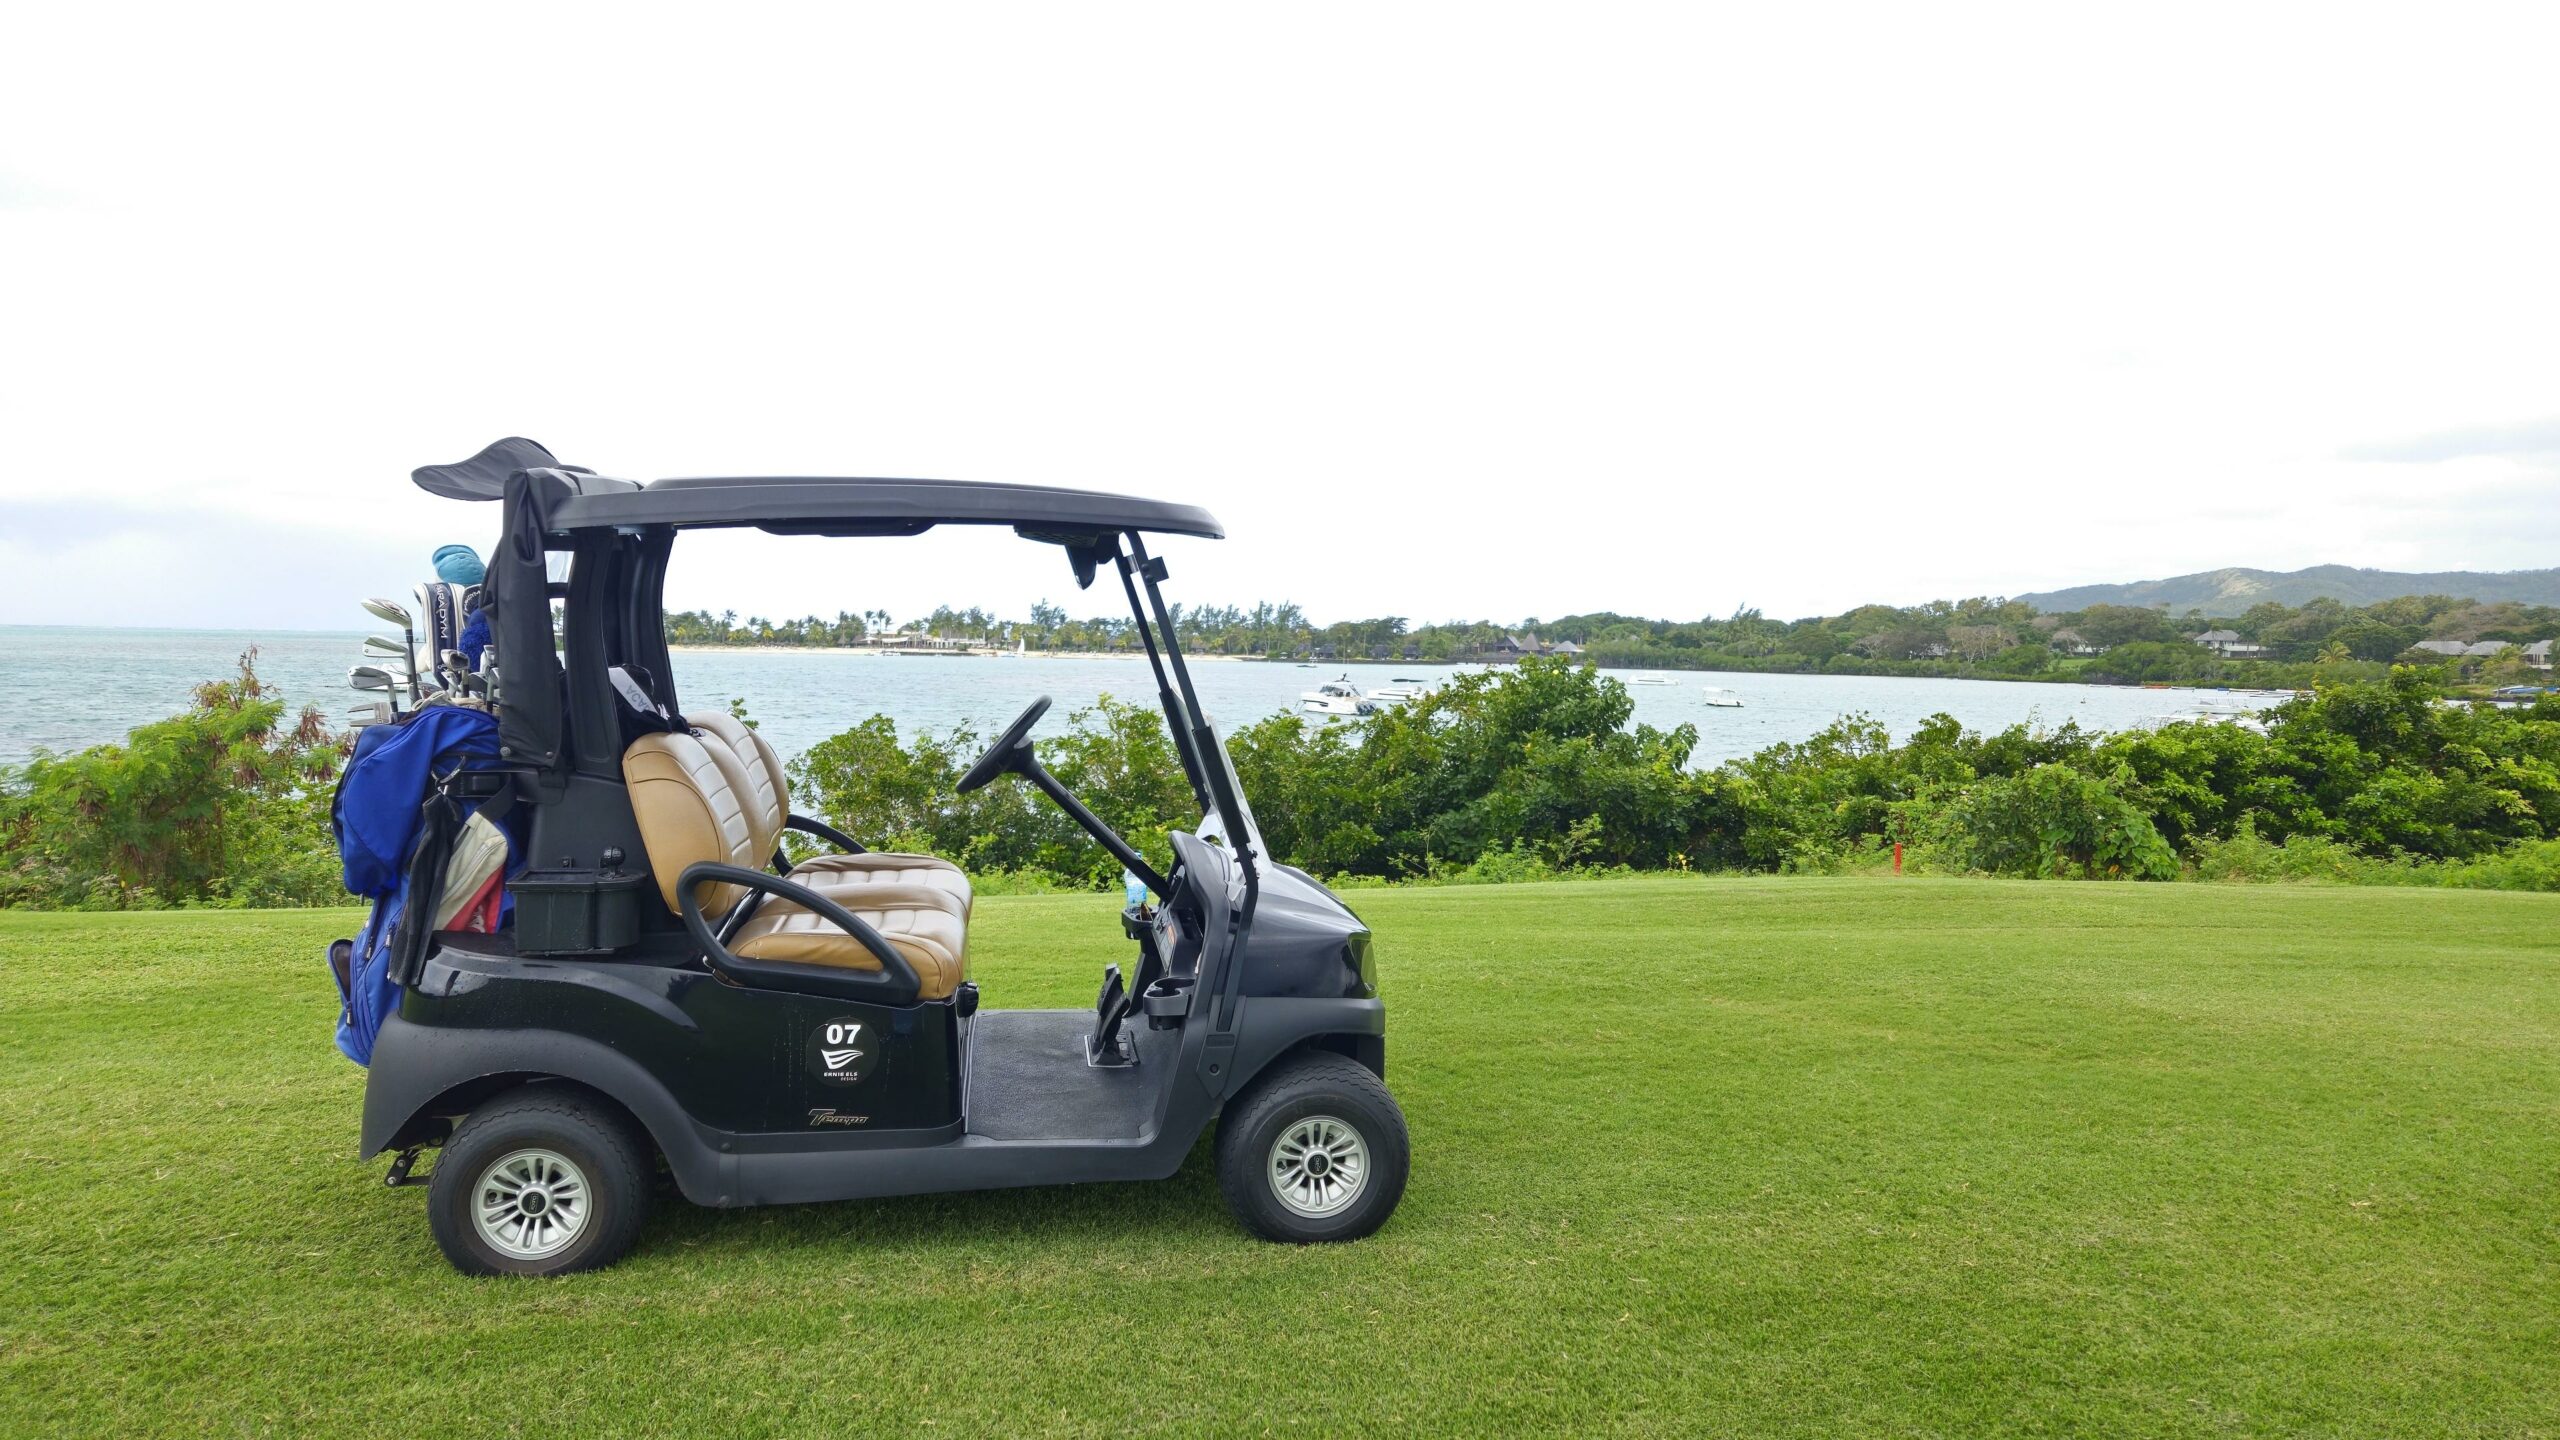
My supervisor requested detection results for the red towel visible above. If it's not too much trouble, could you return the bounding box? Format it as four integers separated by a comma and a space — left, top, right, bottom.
442, 870, 505, 934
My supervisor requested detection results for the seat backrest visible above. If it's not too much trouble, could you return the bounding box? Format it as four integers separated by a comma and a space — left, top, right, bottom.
623, 730, 764, 917
686, 710, 791, 857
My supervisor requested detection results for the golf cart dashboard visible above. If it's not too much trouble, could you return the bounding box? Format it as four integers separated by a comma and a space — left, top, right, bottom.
1147, 877, 1203, 978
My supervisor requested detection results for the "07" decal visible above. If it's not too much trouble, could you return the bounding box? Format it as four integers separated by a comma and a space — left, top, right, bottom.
808, 1018, 878, 1086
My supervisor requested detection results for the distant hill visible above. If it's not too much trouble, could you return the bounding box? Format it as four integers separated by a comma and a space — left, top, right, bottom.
2017, 565, 2560, 614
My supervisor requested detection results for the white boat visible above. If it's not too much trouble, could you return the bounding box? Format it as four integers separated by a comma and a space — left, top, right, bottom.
2149, 711, 2268, 733
1300, 677, 1377, 716
1630, 675, 1676, 686
1701, 690, 1744, 708
1368, 678, 1432, 703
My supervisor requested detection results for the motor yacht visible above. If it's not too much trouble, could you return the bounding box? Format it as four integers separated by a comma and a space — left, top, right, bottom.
1301, 677, 1377, 716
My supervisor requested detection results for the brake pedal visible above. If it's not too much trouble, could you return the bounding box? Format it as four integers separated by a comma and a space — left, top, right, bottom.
1088, 964, 1136, 1066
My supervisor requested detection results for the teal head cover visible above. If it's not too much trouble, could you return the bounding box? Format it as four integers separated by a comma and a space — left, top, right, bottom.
432, 545, 485, 586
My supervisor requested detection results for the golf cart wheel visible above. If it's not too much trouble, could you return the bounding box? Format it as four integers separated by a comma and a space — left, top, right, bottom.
1216, 1053, 1408, 1244
427, 1089, 649, 1277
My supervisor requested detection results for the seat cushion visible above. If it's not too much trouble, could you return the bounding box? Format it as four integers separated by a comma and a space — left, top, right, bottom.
789, 852, 973, 916
729, 887, 969, 1000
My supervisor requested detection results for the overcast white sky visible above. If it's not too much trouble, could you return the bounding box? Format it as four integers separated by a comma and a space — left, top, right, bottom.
4, 4, 2557, 631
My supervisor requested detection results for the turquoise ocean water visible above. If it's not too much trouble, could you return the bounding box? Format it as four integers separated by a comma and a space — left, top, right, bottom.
0, 625, 2274, 771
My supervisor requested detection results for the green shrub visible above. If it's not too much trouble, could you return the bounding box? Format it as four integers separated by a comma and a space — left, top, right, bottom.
1228, 657, 1714, 879
0, 651, 345, 910
29, 654, 2560, 907
2435, 838, 2560, 892
1923, 764, 2178, 880
2188, 820, 2560, 892
2187, 817, 2407, 885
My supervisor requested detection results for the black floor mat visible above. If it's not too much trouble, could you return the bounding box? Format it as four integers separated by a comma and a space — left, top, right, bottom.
966, 1009, 1166, 1141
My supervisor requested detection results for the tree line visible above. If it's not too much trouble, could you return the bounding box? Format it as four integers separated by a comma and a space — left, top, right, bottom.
666, 591, 2560, 691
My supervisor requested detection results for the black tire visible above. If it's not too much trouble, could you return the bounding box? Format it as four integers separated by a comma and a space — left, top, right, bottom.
1216, 1052, 1409, 1243
427, 1088, 650, 1277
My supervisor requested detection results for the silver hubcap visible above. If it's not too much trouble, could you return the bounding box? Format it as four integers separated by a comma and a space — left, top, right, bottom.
1269, 1115, 1368, 1218
471, 1148, 590, 1260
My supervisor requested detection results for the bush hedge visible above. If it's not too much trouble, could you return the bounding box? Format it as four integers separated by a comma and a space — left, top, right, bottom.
14, 654, 2560, 907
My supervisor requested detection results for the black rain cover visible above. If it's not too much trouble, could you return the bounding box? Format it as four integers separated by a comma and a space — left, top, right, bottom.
413, 437, 560, 501
491, 469, 566, 772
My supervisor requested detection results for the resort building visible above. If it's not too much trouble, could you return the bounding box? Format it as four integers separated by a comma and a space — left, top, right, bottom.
2409, 638, 2556, 667
2191, 629, 2269, 658
1471, 632, 1589, 663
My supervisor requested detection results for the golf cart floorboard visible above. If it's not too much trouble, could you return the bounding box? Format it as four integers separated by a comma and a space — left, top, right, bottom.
965, 1009, 1168, 1142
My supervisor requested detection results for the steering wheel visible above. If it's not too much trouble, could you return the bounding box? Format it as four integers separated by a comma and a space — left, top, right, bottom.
957, 696, 1052, 793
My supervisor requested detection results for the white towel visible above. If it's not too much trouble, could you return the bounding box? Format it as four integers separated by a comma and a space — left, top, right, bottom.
432, 812, 511, 929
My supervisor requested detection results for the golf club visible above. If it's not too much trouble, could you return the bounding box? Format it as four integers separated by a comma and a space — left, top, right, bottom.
361, 598, 421, 702
440, 650, 488, 698
349, 665, 405, 715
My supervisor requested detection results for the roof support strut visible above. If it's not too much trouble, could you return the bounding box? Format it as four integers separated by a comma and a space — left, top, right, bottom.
1116, 542, 1211, 814
1124, 532, 1260, 1037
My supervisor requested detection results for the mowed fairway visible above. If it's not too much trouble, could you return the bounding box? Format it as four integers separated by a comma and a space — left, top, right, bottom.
2, 878, 2556, 1437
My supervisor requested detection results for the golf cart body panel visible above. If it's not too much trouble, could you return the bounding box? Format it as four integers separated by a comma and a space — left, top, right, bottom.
357, 441, 1403, 1267
363, 985, 1385, 1210
361, 839, 1387, 1207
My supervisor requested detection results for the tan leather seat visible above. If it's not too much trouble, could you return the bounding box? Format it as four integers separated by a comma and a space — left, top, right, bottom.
623, 730, 765, 918
787, 853, 975, 915
726, 892, 968, 1001
684, 711, 790, 857
623, 728, 970, 1000
684, 710, 971, 917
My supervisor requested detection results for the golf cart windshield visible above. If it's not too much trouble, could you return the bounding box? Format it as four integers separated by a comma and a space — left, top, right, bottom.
1196, 745, 1262, 853
1084, 528, 1263, 861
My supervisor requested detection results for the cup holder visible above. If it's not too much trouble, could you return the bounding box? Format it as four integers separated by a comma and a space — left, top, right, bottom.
1140, 975, 1195, 1028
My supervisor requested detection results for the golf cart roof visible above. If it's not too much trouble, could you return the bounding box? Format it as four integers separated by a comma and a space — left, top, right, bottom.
412, 438, 1222, 539
554, 475, 1224, 539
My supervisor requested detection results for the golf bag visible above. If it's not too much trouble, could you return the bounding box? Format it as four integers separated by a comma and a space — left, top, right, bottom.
326, 704, 516, 1065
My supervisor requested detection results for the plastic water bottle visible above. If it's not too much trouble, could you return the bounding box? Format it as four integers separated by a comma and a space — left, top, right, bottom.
1123, 868, 1147, 910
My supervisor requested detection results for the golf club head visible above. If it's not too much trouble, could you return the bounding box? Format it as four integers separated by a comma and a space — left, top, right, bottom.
362, 597, 412, 629
349, 665, 397, 692
345, 700, 393, 727
363, 636, 409, 659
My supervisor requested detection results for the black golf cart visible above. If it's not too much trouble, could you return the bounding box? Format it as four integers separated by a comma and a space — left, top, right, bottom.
363, 440, 1404, 1276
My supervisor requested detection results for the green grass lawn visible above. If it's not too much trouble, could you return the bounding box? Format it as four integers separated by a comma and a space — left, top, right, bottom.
3, 877, 2556, 1437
